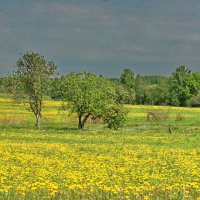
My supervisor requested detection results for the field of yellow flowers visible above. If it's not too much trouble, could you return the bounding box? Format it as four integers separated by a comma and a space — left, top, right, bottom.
0, 97, 200, 199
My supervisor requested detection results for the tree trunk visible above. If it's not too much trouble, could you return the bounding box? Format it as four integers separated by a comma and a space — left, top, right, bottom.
78, 114, 91, 129
78, 115, 83, 129
35, 113, 41, 129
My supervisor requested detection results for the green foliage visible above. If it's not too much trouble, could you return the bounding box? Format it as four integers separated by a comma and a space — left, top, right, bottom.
103, 104, 128, 130
120, 68, 135, 89
1, 61, 199, 111
120, 68, 135, 104
135, 75, 170, 105
142, 75, 169, 84
187, 94, 200, 107
0, 75, 14, 93
49, 77, 63, 100
135, 75, 146, 104
170, 66, 192, 106
145, 85, 158, 105
186, 72, 200, 95
113, 83, 129, 104
145, 82, 170, 105
60, 72, 118, 129
13, 52, 57, 128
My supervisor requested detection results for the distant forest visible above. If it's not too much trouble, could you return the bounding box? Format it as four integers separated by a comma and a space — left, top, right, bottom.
0, 66, 200, 107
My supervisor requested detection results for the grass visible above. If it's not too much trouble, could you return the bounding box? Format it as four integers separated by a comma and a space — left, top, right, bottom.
0, 97, 200, 199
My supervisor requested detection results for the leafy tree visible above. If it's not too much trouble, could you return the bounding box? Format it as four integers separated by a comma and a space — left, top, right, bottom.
120, 68, 135, 104
114, 83, 129, 104
120, 68, 135, 89
49, 77, 63, 100
145, 84, 159, 105
145, 81, 170, 105
109, 78, 130, 104
154, 82, 170, 105
60, 72, 116, 129
60, 72, 127, 129
14, 52, 57, 129
170, 66, 192, 106
186, 72, 200, 107
135, 75, 147, 104
185, 72, 200, 96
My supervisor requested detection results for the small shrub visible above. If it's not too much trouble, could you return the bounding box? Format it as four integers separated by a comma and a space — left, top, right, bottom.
103, 104, 128, 130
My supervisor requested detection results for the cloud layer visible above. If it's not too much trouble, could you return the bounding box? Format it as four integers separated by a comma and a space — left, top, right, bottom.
0, 0, 200, 77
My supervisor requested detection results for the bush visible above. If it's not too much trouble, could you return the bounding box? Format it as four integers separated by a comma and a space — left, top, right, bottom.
187, 94, 200, 107
103, 104, 128, 130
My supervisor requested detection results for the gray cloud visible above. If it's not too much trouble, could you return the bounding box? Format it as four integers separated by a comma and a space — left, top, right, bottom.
0, 0, 200, 77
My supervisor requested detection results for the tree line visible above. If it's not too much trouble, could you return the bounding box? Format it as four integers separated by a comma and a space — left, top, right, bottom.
50, 66, 200, 107
0, 52, 200, 129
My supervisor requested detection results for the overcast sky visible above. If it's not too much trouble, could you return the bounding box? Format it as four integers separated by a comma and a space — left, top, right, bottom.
0, 0, 200, 77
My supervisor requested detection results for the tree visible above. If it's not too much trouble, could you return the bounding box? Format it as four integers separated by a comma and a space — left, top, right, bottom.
120, 68, 135, 104
135, 75, 147, 104
145, 81, 170, 105
186, 72, 200, 107
49, 77, 63, 100
114, 83, 129, 104
14, 52, 57, 129
120, 68, 135, 89
60, 72, 127, 129
145, 84, 158, 105
170, 66, 192, 106
185, 72, 200, 96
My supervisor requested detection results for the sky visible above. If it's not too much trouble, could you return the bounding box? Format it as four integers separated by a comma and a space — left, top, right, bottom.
0, 0, 200, 77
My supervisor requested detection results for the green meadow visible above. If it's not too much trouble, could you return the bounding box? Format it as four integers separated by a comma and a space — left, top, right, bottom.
0, 97, 200, 200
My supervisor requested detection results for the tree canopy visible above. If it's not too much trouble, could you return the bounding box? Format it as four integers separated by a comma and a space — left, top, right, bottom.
170, 66, 193, 106
60, 72, 127, 129
120, 68, 135, 104
14, 52, 57, 128
1, 62, 199, 110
